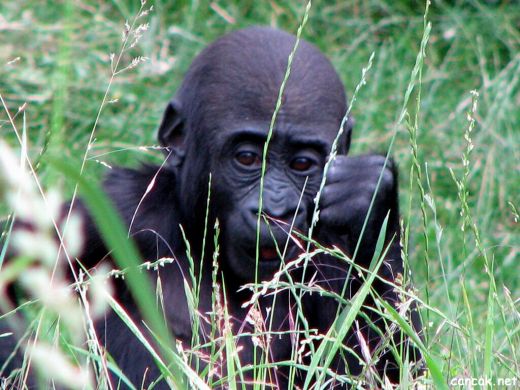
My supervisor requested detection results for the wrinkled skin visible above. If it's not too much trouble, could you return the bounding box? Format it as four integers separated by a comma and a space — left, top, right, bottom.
0, 27, 420, 388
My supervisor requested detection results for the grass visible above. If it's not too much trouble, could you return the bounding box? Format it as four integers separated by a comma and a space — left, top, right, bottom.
1, 0, 519, 388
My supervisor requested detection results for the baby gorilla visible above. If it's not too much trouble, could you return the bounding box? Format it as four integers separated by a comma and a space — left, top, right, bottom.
1, 26, 421, 388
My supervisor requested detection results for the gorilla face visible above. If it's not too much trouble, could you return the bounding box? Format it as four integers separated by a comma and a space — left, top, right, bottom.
210, 120, 341, 280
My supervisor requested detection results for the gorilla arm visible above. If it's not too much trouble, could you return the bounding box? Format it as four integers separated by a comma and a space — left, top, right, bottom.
311, 154, 421, 381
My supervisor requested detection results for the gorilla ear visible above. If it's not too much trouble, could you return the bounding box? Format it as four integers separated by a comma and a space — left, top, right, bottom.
158, 99, 186, 166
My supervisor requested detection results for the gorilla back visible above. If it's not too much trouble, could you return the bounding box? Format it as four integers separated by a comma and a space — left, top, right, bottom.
1, 26, 421, 388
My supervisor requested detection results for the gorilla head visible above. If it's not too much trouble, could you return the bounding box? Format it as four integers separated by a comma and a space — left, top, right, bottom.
158, 27, 351, 280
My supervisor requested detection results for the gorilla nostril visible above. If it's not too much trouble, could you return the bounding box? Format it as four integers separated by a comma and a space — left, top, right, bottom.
248, 206, 260, 219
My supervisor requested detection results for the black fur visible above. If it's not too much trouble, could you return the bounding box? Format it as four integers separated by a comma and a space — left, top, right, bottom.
1, 27, 420, 388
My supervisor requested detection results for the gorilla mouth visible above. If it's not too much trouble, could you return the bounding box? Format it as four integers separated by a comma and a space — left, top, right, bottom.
256, 243, 300, 264
260, 246, 278, 261
239, 234, 302, 265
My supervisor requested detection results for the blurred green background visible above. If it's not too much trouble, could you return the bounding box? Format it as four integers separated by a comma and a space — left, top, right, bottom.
0, 0, 518, 381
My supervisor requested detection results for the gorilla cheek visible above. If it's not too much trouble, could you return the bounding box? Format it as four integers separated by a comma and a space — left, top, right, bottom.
219, 210, 252, 278
223, 242, 253, 281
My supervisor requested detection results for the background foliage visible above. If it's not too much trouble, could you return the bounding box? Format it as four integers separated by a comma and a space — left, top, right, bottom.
1, 0, 518, 387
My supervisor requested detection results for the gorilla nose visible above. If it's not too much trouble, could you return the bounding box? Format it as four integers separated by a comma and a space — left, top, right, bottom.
247, 199, 304, 227
243, 186, 307, 233
263, 202, 295, 220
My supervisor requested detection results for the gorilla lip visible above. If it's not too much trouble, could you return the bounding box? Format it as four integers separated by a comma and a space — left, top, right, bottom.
260, 246, 278, 261
258, 244, 300, 263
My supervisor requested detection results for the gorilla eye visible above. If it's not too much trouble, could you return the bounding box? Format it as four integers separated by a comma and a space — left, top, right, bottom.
290, 157, 314, 172
235, 151, 261, 167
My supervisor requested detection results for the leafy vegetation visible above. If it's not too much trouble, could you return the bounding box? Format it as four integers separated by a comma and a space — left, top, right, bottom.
0, 0, 518, 388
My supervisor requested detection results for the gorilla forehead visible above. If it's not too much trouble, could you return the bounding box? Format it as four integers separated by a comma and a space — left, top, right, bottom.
176, 26, 347, 129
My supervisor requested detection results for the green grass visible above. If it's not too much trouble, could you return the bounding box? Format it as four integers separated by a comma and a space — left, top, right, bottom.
1, 0, 519, 388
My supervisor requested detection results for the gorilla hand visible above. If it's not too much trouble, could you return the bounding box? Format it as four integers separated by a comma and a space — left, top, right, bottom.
319, 154, 399, 261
